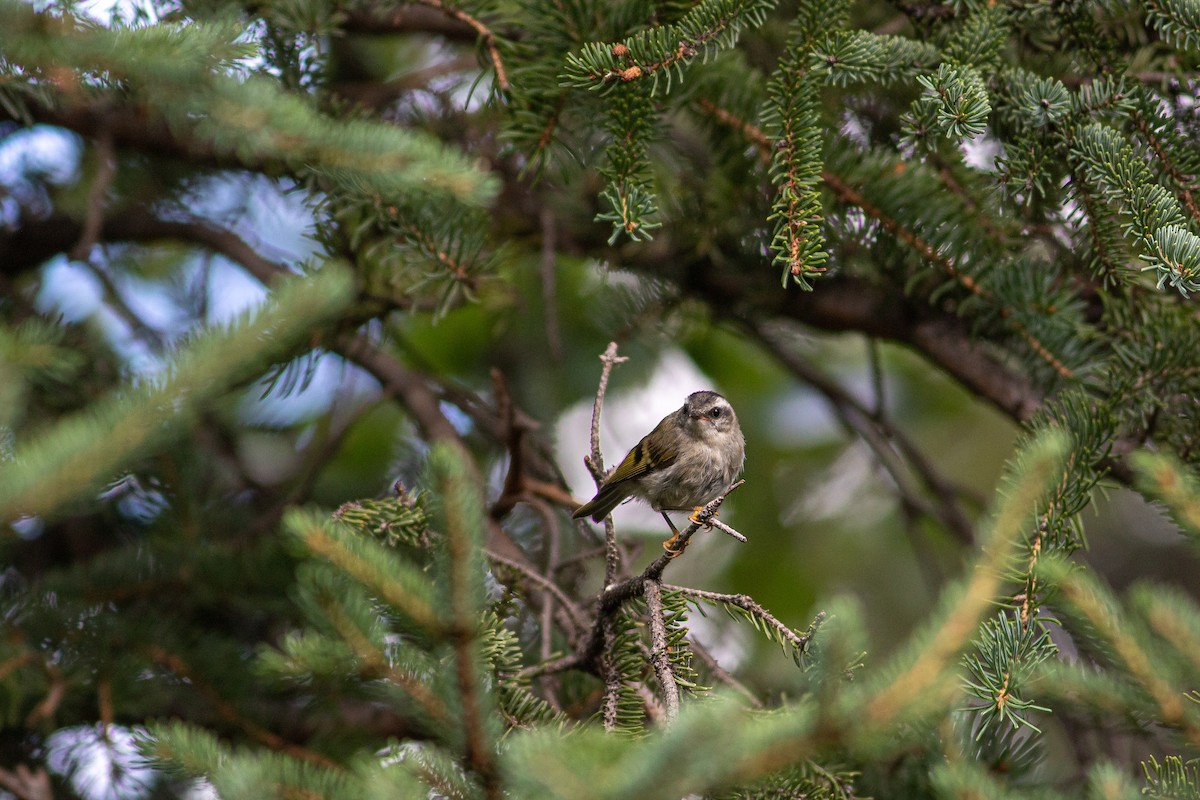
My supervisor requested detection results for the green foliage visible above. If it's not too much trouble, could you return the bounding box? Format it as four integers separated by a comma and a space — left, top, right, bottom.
10, 0, 1200, 796
961, 611, 1055, 735
0, 266, 354, 518
1144, 755, 1200, 800
560, 0, 777, 94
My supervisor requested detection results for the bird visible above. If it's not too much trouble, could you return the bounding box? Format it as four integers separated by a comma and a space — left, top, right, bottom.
573, 390, 745, 555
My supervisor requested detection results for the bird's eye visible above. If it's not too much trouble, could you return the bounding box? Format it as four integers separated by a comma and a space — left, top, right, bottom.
709, 406, 722, 418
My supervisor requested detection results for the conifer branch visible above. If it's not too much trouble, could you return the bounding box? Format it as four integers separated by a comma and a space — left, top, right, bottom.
821, 169, 1076, 380
865, 433, 1066, 726
143, 646, 341, 769
1132, 109, 1200, 225
431, 444, 501, 798
561, 0, 775, 92
666, 585, 814, 658
0, 268, 353, 520
1041, 558, 1200, 747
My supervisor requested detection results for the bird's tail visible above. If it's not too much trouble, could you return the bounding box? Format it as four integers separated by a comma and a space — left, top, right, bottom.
572, 484, 629, 522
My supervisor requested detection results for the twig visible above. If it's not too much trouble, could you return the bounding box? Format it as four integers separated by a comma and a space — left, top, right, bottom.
413, 0, 510, 92
709, 517, 747, 543
488, 369, 530, 519
484, 547, 588, 634
576, 481, 745, 672
667, 585, 815, 657
334, 334, 463, 445
25, 664, 65, 726
70, 126, 116, 261
644, 579, 680, 724
540, 207, 563, 361
688, 637, 763, 708
751, 323, 977, 545
585, 342, 627, 482
585, 342, 628, 586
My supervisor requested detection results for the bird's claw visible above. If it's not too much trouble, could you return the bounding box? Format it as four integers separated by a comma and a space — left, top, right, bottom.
662, 533, 686, 558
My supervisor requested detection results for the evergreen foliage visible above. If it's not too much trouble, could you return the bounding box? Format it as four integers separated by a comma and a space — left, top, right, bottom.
7, 0, 1200, 797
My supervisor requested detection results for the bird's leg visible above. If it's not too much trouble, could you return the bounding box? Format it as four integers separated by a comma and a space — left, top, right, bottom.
688, 506, 716, 527
661, 512, 686, 558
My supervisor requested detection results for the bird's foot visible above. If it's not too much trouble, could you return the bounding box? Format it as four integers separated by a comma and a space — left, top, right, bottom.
688, 506, 716, 527
662, 532, 687, 558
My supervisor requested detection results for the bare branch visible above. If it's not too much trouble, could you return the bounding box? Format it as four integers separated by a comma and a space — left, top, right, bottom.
585, 342, 628, 481
584, 342, 629, 587
751, 323, 977, 545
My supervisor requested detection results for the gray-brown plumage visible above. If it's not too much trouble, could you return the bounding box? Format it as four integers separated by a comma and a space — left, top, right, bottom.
573, 390, 745, 524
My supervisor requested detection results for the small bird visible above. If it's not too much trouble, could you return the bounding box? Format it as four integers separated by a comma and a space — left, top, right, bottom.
573, 390, 745, 553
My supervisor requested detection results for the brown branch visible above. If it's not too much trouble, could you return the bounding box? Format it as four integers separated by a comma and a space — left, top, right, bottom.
71, 127, 116, 261
1, 212, 292, 284
488, 369, 531, 519
751, 323, 977, 544
695, 98, 772, 163
143, 645, 341, 769
25, 665, 65, 726
667, 585, 816, 657
334, 335, 464, 445
410, 0, 510, 91
484, 546, 588, 634
821, 169, 1075, 381
688, 637, 763, 707
584, 342, 629, 586
644, 579, 680, 723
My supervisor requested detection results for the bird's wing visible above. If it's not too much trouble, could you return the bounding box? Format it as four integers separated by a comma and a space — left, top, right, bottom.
602, 430, 677, 486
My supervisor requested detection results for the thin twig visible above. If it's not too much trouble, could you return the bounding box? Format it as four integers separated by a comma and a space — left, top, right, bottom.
413, 0, 510, 91
578, 481, 745, 672
540, 207, 562, 361
667, 585, 815, 657
688, 637, 763, 708
484, 547, 588, 634
586, 342, 627, 482
709, 517, 747, 543
585, 342, 628, 586
71, 126, 116, 261
751, 323, 977, 545
644, 579, 680, 723
600, 614, 621, 731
